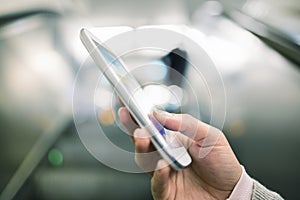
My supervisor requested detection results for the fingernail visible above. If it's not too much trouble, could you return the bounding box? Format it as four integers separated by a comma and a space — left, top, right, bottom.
154, 109, 172, 117
134, 129, 147, 138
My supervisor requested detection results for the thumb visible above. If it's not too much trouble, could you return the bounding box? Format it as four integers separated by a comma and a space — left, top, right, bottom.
151, 159, 171, 200
153, 110, 210, 141
154, 110, 223, 159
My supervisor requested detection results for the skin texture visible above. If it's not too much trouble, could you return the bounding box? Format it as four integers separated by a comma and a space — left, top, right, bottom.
118, 107, 242, 200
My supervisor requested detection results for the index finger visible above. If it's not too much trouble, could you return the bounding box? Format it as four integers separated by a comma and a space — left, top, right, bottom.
118, 107, 139, 135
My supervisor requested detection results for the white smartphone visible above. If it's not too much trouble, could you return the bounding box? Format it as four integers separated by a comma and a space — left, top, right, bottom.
80, 28, 192, 170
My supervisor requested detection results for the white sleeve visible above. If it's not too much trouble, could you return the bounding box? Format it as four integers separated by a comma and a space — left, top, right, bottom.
227, 166, 284, 200
227, 166, 254, 200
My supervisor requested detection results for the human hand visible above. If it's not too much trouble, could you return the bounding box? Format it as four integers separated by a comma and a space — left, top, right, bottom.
118, 107, 242, 200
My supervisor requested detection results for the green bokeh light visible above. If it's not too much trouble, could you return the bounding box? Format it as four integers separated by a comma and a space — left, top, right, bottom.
48, 148, 63, 166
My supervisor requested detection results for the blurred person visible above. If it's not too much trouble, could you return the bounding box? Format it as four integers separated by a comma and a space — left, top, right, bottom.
118, 107, 284, 200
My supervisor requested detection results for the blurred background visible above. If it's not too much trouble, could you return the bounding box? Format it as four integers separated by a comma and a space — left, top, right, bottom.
0, 0, 300, 199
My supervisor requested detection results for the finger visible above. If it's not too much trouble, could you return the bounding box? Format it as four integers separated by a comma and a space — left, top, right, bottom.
151, 159, 172, 200
168, 130, 193, 150
133, 128, 152, 152
134, 128, 160, 174
154, 110, 223, 160
118, 107, 139, 135
153, 110, 210, 141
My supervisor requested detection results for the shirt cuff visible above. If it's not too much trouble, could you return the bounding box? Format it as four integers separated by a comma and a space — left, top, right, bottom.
227, 166, 254, 200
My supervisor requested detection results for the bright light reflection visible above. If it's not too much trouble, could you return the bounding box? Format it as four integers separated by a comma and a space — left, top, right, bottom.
143, 84, 171, 106
94, 88, 114, 109
168, 85, 183, 106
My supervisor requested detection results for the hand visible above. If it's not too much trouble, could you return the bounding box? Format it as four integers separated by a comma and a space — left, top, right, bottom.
118, 107, 242, 200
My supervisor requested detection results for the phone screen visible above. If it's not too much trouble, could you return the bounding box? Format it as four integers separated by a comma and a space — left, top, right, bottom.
93, 38, 128, 77
93, 37, 178, 148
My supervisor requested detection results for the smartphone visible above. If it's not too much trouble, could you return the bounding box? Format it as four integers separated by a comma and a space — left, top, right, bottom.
80, 28, 192, 170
